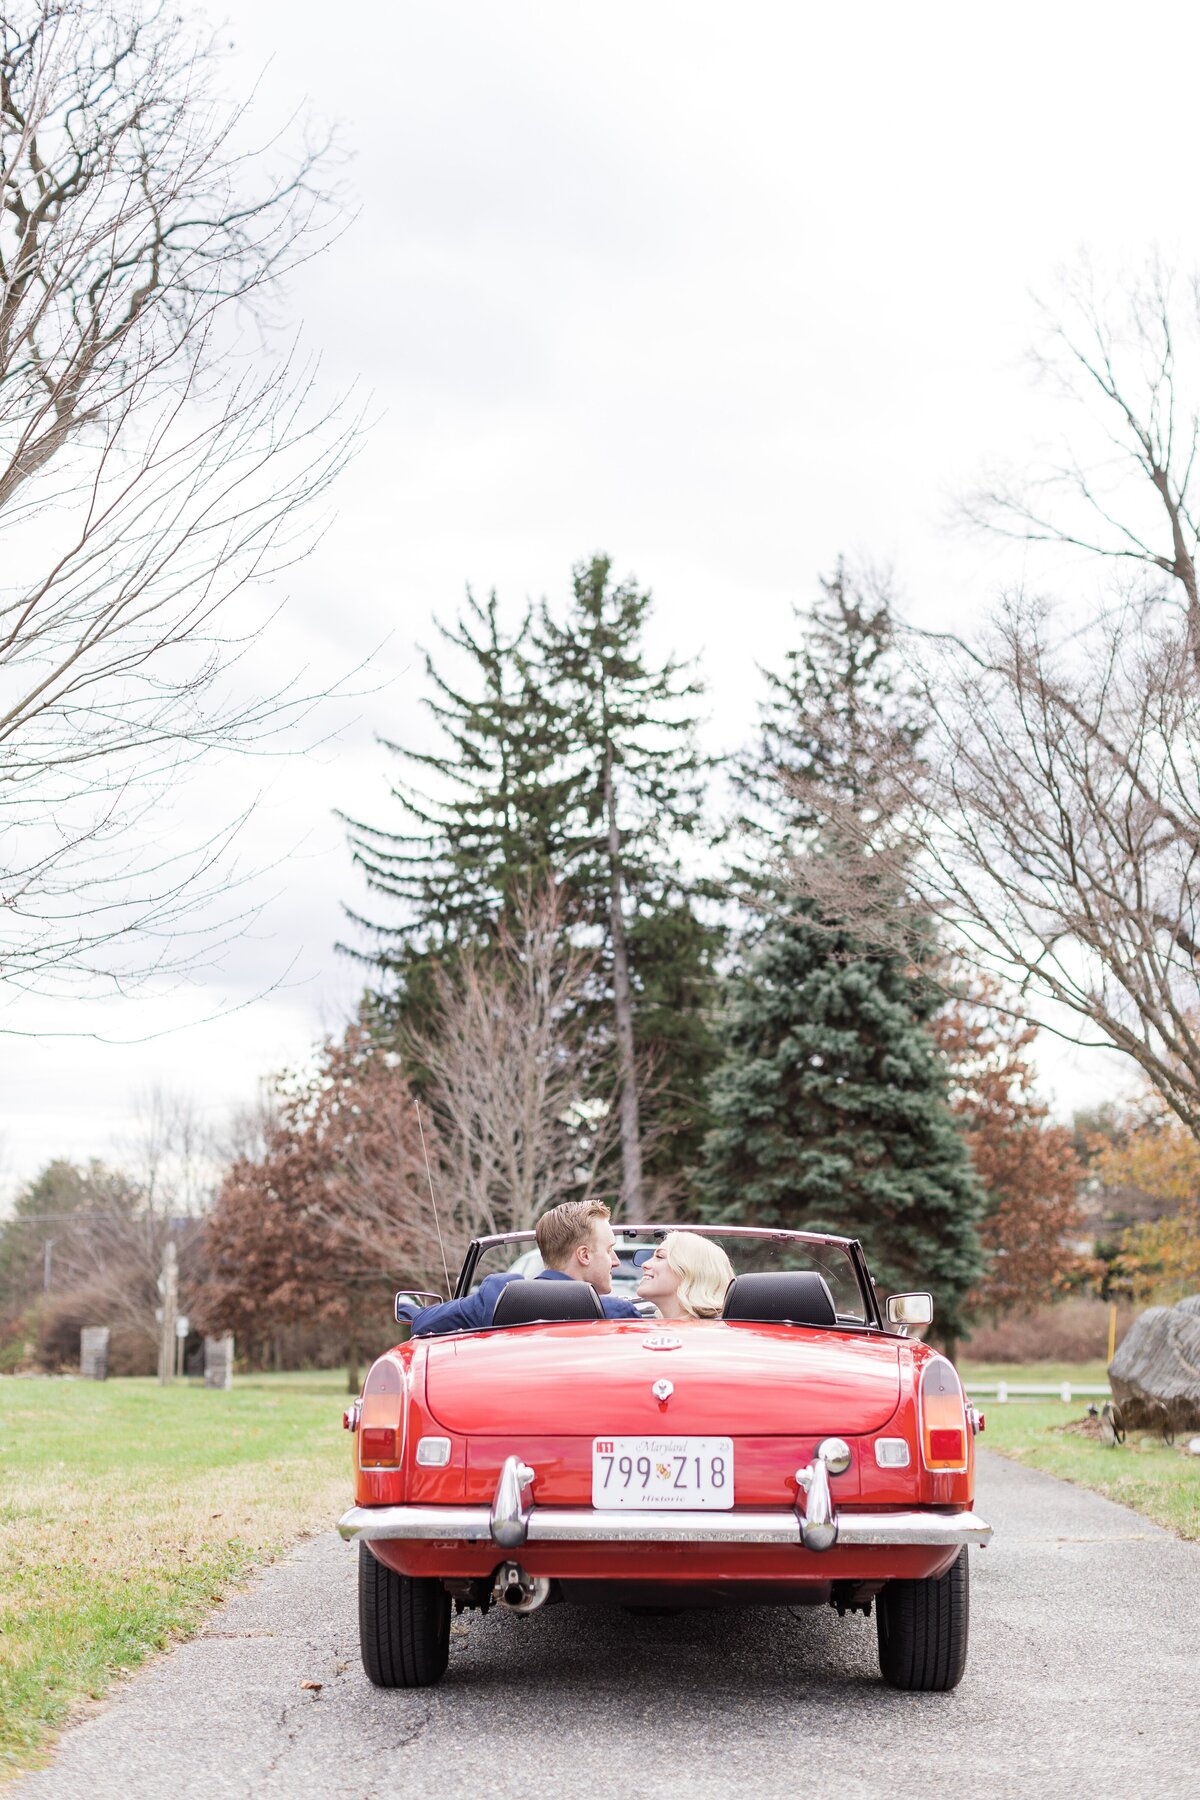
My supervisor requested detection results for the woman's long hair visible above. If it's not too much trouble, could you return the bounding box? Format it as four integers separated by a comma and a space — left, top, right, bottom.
662, 1232, 735, 1319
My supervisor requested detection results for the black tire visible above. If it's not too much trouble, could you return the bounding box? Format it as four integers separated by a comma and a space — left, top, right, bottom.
875, 1546, 969, 1692
358, 1542, 451, 1688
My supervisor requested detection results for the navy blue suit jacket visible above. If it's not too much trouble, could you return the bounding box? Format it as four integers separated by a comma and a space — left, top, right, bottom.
405, 1267, 640, 1337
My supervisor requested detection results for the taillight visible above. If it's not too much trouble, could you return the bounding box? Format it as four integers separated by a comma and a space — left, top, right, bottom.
359, 1355, 405, 1469
920, 1358, 968, 1470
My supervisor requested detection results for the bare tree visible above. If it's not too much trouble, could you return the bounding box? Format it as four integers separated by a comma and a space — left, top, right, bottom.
963, 257, 1200, 660
786, 259, 1200, 1138
406, 882, 615, 1239
0, 1, 357, 999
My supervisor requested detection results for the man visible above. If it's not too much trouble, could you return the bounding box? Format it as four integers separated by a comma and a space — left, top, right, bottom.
404, 1199, 641, 1337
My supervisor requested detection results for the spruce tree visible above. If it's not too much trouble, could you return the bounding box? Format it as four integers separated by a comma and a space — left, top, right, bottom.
733, 557, 924, 857
703, 910, 985, 1338
536, 555, 721, 1211
705, 563, 984, 1343
341, 587, 580, 991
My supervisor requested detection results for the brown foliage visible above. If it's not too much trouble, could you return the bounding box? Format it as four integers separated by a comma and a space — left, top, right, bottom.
196, 1027, 440, 1363
35, 1286, 156, 1376
196, 887, 611, 1366
962, 1295, 1135, 1363
1092, 1100, 1200, 1208
934, 983, 1094, 1312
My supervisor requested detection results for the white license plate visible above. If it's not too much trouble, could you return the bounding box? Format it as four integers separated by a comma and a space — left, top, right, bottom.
591, 1437, 734, 1509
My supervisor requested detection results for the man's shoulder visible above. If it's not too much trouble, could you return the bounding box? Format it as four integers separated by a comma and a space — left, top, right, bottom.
601, 1296, 641, 1319
479, 1271, 518, 1295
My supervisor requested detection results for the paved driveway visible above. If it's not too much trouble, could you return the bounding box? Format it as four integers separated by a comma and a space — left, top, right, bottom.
15, 1452, 1198, 1800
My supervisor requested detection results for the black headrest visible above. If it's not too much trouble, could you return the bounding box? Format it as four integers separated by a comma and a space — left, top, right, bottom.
722, 1271, 838, 1327
490, 1278, 603, 1327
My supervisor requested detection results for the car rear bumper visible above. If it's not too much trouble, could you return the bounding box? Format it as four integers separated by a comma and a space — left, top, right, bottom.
337, 1502, 992, 1550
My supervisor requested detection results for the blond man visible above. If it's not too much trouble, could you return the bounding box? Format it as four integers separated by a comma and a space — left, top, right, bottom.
407, 1200, 641, 1337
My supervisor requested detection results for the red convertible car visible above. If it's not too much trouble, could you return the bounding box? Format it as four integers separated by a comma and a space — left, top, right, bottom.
339, 1225, 990, 1692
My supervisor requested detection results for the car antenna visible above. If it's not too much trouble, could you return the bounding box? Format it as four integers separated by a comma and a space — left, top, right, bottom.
415, 1100, 452, 1295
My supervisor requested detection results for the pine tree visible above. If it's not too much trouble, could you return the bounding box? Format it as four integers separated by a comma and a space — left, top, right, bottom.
705, 562, 984, 1344
733, 557, 924, 856
340, 587, 580, 995
703, 912, 985, 1338
536, 555, 721, 1211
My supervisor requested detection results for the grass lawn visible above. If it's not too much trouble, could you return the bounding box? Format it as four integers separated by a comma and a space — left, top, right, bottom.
0, 1371, 350, 1781
959, 1376, 1200, 1543
958, 1359, 1111, 1389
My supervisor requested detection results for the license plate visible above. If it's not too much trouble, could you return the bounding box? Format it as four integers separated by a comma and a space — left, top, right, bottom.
591, 1437, 734, 1509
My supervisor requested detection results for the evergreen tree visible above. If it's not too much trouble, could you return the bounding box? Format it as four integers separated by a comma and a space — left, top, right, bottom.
536, 556, 721, 1210
703, 912, 985, 1339
705, 562, 984, 1343
343, 559, 721, 1203
341, 587, 580, 1008
733, 557, 924, 856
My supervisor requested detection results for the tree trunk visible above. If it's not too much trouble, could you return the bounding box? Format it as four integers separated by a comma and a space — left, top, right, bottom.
347, 1333, 360, 1397
604, 744, 642, 1214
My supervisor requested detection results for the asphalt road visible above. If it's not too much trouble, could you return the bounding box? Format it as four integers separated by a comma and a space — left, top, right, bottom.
15, 1452, 1198, 1800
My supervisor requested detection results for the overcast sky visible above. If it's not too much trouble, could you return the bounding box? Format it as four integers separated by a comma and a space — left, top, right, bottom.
5, 0, 1187, 1199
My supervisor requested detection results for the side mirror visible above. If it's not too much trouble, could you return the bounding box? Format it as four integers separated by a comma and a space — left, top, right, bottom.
886, 1292, 934, 1328
395, 1290, 443, 1322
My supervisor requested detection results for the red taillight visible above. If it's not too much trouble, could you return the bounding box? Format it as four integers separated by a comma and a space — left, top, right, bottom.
920, 1358, 968, 1470
360, 1425, 399, 1465
359, 1355, 405, 1469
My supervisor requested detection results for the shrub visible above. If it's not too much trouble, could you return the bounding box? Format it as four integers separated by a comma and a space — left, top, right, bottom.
962, 1295, 1136, 1363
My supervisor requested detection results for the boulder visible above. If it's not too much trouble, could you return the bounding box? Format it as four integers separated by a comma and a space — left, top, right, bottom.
1109, 1294, 1200, 1431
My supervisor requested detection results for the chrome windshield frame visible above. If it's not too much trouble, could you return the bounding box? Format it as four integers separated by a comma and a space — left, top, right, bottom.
454, 1224, 885, 1331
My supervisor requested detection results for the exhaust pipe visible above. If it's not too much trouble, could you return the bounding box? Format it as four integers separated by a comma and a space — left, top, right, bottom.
493, 1562, 551, 1613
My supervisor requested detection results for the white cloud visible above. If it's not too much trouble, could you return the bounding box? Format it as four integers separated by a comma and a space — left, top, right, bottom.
3, 0, 1177, 1193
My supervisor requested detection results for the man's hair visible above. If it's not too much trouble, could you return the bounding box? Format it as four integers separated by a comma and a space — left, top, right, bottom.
536, 1200, 610, 1269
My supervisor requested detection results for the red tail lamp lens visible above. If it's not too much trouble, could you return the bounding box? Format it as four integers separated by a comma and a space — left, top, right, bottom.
920, 1359, 968, 1470
359, 1355, 405, 1469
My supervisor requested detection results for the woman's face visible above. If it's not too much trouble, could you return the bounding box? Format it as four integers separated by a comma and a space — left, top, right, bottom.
635, 1243, 680, 1305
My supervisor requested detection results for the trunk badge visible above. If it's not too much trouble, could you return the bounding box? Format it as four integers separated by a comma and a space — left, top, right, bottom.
642, 1333, 682, 1351
652, 1379, 674, 1404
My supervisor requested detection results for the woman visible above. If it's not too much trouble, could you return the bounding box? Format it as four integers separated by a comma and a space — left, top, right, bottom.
635, 1232, 735, 1321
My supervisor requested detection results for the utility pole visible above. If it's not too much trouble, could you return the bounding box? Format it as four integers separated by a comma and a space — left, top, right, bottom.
42, 1237, 55, 1293
157, 1239, 178, 1386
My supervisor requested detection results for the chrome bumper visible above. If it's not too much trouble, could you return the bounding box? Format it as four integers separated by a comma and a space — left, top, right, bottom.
338, 1503, 992, 1550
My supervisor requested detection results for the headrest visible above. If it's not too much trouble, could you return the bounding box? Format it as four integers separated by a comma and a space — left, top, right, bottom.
722, 1271, 838, 1328
490, 1278, 604, 1327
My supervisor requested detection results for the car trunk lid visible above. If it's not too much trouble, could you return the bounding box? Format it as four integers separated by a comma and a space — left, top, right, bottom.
421, 1318, 901, 1437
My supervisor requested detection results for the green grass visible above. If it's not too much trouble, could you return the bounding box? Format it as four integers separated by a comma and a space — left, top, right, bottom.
0, 1372, 350, 1781
960, 1376, 1200, 1543
958, 1359, 1111, 1388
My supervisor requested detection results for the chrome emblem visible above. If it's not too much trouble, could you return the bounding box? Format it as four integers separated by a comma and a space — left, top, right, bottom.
642, 1332, 682, 1351
652, 1378, 674, 1403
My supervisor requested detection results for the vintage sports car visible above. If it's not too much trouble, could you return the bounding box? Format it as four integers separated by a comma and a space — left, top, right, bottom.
338, 1226, 990, 1692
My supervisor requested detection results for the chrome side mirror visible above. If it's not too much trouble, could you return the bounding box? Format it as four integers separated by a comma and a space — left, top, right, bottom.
395, 1290, 443, 1321
886, 1292, 934, 1328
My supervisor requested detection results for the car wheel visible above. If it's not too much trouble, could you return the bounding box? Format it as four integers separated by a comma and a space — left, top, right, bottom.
358, 1542, 451, 1688
875, 1546, 969, 1692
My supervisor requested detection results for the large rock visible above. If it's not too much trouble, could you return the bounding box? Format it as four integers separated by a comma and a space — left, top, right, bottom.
1109, 1294, 1200, 1430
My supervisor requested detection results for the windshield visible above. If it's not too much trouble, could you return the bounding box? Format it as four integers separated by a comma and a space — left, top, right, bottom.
465, 1227, 870, 1323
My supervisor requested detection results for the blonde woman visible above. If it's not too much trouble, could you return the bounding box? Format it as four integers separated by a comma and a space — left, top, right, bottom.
635, 1232, 735, 1321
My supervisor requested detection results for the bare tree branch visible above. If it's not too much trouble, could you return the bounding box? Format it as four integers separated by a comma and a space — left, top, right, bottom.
0, 2, 361, 999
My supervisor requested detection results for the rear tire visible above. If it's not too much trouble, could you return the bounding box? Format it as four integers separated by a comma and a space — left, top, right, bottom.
358, 1542, 451, 1688
875, 1547, 969, 1691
